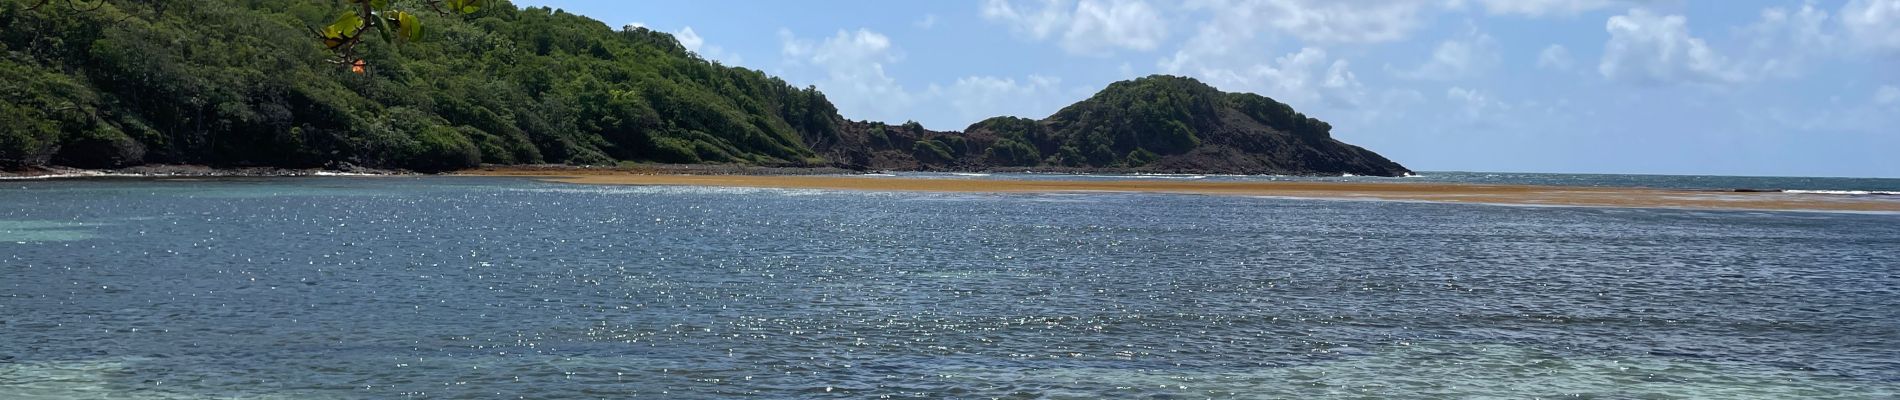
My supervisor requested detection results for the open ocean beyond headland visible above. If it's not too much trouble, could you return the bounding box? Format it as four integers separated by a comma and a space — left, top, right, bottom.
2, 175, 1897, 398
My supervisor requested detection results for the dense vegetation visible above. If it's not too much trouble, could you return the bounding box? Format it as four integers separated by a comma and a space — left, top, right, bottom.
0, 0, 1408, 176
1, 0, 839, 171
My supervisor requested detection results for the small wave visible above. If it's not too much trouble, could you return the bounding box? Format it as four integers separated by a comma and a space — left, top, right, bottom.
1074, 174, 1207, 180
949, 173, 991, 177
509, 186, 838, 197
311, 171, 381, 177
1782, 190, 1899, 196
0, 172, 143, 180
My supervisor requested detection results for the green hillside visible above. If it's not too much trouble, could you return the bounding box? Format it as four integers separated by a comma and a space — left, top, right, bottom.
1, 0, 841, 171
0, 0, 1408, 176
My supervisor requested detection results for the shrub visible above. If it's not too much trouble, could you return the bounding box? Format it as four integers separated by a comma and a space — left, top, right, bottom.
912, 139, 953, 163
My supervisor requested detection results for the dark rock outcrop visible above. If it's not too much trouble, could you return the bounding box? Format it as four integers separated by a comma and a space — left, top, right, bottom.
810, 75, 1410, 176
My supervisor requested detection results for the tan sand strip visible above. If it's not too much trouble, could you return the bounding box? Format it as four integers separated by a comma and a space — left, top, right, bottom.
461, 170, 1900, 213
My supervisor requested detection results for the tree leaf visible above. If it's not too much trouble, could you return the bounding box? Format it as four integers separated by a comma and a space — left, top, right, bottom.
391, 11, 422, 43
377, 19, 394, 44
448, 0, 482, 14
326, 12, 363, 38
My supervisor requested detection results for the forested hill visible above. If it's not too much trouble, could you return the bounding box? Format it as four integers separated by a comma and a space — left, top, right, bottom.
0, 0, 1409, 176
2, 0, 842, 171
823, 75, 1411, 176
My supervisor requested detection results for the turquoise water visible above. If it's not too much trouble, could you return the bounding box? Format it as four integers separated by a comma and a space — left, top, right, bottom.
1, 176, 1897, 398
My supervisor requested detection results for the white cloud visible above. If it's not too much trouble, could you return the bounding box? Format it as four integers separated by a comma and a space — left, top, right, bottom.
1598, 9, 1744, 85
780, 29, 914, 122
1163, 46, 1367, 109
1446, 86, 1508, 122
1842, 0, 1900, 52
1878, 85, 1900, 105
1537, 44, 1575, 71
933, 75, 1067, 123
676, 27, 705, 52
675, 27, 742, 65
1188, 0, 1433, 44
1392, 27, 1499, 80
981, 0, 1169, 55
780, 28, 1072, 127
982, 0, 1066, 39
915, 14, 939, 30
1472, 0, 1624, 17
1742, 3, 1834, 79
624, 22, 646, 30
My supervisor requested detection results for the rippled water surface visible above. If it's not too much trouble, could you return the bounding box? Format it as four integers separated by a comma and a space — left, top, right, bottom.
889, 171, 1900, 194
2, 177, 1898, 398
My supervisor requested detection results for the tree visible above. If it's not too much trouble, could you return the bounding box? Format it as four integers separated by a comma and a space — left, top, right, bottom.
311, 0, 485, 73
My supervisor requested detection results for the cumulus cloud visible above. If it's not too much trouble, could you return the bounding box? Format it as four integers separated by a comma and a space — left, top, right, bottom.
1471, 0, 1625, 17
1842, 0, 1900, 52
780, 28, 1073, 128
1163, 46, 1367, 109
1153, 0, 1429, 129
1392, 27, 1500, 80
1446, 86, 1509, 122
676, 27, 705, 52
1742, 3, 1834, 78
1537, 44, 1575, 71
932, 75, 1067, 123
981, 0, 1169, 55
672, 27, 742, 65
1186, 0, 1432, 44
780, 29, 915, 122
1598, 9, 1744, 85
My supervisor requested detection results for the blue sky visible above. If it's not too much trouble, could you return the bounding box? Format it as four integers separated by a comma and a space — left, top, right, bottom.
514, 0, 1900, 177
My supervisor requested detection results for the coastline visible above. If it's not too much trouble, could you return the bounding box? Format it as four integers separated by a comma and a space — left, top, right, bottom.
461, 166, 1900, 213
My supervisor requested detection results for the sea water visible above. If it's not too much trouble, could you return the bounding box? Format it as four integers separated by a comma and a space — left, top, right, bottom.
1, 176, 1896, 398
891, 171, 1900, 194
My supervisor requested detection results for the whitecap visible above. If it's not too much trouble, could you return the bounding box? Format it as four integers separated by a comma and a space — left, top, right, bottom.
311, 171, 382, 177
1073, 174, 1206, 180
1782, 189, 1899, 196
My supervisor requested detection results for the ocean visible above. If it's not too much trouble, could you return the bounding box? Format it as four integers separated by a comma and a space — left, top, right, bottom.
2, 174, 1897, 398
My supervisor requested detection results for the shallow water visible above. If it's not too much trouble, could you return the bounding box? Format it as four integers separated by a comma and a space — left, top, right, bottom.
2, 177, 1897, 398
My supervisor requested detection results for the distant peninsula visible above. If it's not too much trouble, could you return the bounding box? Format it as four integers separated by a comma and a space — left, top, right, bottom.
0, 1, 1407, 176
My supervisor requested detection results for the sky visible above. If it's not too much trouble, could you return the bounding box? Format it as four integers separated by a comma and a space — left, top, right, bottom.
512, 0, 1900, 177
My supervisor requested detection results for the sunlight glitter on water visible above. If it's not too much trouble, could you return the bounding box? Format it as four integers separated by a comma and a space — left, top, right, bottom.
1, 177, 1896, 398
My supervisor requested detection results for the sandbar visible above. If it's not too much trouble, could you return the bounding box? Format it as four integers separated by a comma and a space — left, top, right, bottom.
462, 169, 1900, 213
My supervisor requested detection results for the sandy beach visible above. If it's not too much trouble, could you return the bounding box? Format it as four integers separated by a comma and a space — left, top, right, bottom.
461, 168, 1900, 213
